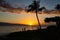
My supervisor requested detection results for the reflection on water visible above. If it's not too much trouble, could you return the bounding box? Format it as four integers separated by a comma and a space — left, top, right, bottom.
0, 26, 46, 36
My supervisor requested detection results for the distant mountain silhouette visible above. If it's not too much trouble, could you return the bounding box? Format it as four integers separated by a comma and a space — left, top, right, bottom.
0, 22, 31, 26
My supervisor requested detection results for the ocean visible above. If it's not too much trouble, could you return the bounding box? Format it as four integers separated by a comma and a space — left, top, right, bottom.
0, 25, 46, 36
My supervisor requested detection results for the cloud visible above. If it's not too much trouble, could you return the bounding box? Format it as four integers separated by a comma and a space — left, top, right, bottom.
43, 10, 60, 14
0, 3, 60, 14
15, 3, 23, 7
0, 0, 24, 13
0, 6, 25, 13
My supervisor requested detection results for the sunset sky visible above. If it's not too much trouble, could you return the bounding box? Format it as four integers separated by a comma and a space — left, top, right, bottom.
6, 0, 60, 10
0, 0, 60, 25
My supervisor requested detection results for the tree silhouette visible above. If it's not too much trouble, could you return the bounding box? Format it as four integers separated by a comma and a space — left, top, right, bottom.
25, 0, 46, 29
55, 4, 60, 10
45, 16, 60, 30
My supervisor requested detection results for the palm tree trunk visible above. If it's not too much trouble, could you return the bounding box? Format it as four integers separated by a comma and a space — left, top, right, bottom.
36, 11, 41, 30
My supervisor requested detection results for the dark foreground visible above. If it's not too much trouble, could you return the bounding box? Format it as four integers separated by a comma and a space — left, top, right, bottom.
0, 25, 59, 40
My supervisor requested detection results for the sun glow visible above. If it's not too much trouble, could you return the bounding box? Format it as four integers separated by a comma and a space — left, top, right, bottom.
24, 20, 37, 25
19, 18, 38, 25
29, 23, 32, 25
28, 22, 33, 25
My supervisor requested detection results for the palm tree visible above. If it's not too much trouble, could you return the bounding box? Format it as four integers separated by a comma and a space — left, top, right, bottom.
26, 0, 45, 29
55, 4, 60, 10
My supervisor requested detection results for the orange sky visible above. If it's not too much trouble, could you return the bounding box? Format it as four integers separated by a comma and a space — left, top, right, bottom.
0, 11, 60, 26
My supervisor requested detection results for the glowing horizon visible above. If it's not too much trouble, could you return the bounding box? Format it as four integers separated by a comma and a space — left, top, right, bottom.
0, 11, 60, 26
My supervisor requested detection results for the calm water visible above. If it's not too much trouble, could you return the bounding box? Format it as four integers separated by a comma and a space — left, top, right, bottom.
0, 26, 46, 36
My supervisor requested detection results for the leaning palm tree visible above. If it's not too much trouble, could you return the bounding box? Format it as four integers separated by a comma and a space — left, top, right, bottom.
25, 0, 45, 29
